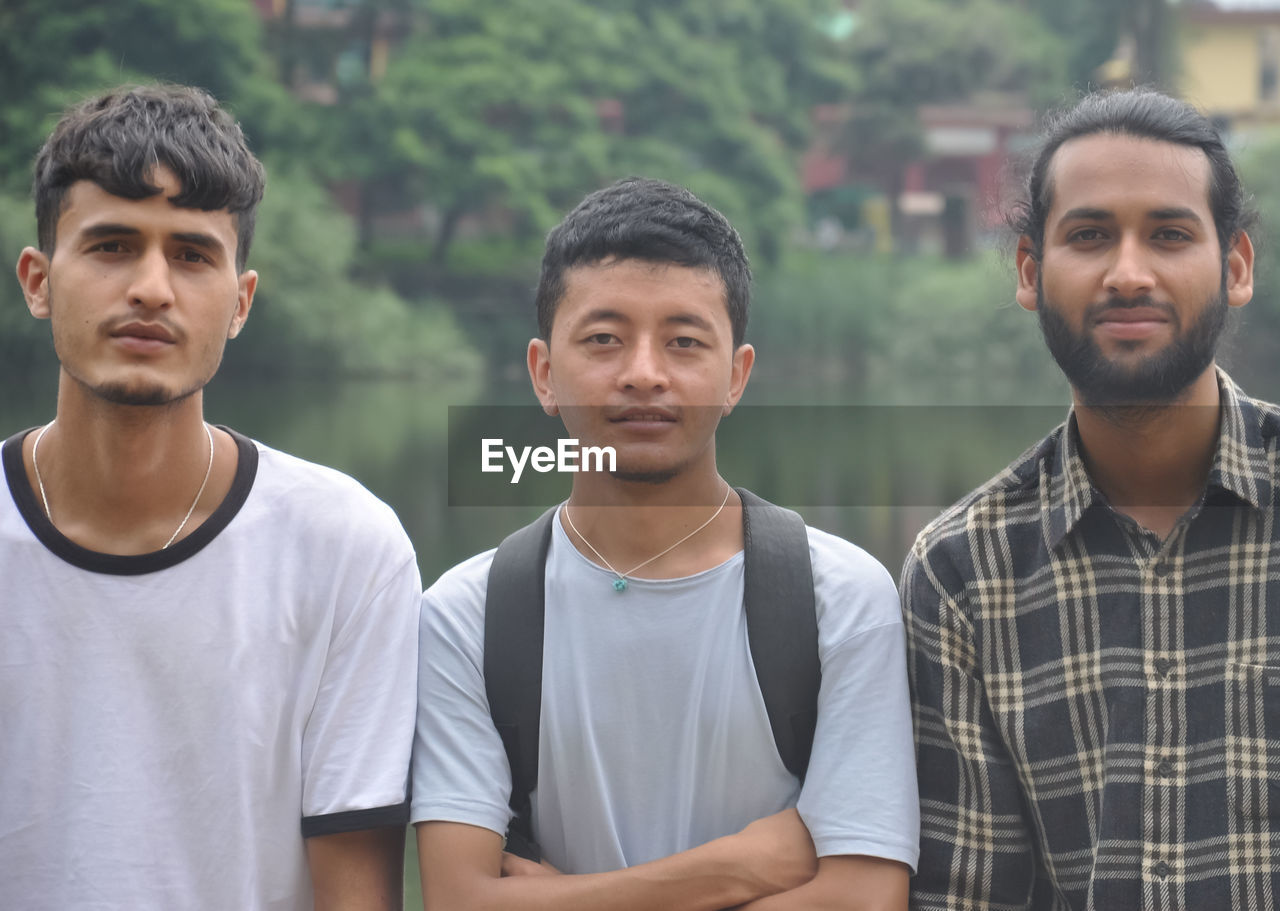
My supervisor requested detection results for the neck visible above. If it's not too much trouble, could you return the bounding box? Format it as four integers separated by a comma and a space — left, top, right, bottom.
23, 378, 231, 554
562, 463, 742, 580
1072, 365, 1222, 538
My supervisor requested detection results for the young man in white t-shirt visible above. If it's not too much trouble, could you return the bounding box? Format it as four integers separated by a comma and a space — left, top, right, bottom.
412, 177, 918, 910
0, 85, 420, 910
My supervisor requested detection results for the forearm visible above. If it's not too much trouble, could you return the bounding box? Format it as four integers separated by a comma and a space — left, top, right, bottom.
307, 826, 405, 911
729, 855, 908, 911
419, 814, 815, 911
433, 836, 762, 911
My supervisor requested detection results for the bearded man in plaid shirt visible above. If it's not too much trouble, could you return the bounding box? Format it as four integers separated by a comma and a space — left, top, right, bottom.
903, 88, 1280, 910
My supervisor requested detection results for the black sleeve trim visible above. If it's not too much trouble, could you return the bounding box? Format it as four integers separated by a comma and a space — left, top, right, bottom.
301, 801, 410, 838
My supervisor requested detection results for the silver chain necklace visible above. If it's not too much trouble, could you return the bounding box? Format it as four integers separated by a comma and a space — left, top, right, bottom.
563, 482, 732, 592
31, 420, 216, 550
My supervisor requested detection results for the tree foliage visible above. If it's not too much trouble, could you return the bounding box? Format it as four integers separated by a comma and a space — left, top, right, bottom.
337, 0, 848, 265
0, 0, 475, 380
840, 0, 1066, 225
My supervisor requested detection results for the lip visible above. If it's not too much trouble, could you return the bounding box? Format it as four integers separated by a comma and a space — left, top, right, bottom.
109, 321, 177, 353
1093, 307, 1170, 341
607, 407, 679, 424
111, 321, 176, 342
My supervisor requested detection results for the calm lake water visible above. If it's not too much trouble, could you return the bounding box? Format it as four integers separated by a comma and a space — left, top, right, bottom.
0, 362, 1080, 583
7, 354, 1280, 583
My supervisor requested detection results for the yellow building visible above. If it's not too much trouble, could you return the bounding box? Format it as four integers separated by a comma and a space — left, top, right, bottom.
1178, 3, 1280, 121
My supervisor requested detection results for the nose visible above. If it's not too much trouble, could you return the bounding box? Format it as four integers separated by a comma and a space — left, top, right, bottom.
1104, 233, 1156, 299
617, 338, 669, 392
126, 247, 174, 310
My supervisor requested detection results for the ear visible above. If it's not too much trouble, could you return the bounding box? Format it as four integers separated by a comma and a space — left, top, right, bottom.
527, 337, 558, 416
16, 247, 51, 319
1014, 238, 1040, 312
228, 269, 257, 339
723, 343, 755, 416
1225, 230, 1254, 309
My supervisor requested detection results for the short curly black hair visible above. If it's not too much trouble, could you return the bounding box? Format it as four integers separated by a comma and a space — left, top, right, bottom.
34, 83, 265, 271
535, 177, 751, 346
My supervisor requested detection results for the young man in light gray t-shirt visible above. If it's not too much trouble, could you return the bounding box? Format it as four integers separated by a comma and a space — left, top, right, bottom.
412, 178, 918, 911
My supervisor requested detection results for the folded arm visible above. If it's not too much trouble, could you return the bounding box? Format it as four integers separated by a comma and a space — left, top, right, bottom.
731, 854, 908, 911
417, 808, 817, 911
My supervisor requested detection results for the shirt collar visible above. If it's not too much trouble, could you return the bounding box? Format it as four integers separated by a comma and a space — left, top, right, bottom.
1043, 368, 1272, 551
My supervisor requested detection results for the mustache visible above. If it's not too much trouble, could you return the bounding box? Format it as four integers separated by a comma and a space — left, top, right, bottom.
1084, 295, 1177, 320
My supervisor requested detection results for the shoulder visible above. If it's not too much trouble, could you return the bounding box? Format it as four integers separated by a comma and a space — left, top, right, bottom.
246, 436, 412, 555
904, 424, 1064, 603
804, 525, 901, 647
420, 547, 497, 653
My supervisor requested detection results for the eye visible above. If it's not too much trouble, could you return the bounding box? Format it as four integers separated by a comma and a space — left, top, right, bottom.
1067, 228, 1105, 243
670, 336, 701, 349
1153, 228, 1192, 242
89, 240, 126, 254
584, 333, 618, 346
176, 249, 210, 264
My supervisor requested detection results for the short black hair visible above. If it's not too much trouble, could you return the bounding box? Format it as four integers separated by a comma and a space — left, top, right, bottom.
34, 84, 266, 271
1010, 88, 1257, 259
535, 177, 751, 346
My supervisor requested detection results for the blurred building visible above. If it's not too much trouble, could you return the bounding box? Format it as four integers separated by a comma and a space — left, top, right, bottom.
252, 0, 404, 103
1178, 0, 1280, 124
803, 94, 1033, 257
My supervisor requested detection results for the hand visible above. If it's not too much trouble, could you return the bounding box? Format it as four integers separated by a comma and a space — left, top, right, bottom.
732, 809, 818, 896
501, 852, 563, 877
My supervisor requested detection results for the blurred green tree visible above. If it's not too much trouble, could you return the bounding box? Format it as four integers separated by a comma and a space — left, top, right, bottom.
334, 0, 848, 267
840, 0, 1067, 240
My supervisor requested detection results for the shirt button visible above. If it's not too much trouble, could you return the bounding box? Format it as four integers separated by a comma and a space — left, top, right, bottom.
1155, 861, 1171, 878
1153, 561, 1170, 577
1157, 759, 1173, 778
1154, 658, 1173, 677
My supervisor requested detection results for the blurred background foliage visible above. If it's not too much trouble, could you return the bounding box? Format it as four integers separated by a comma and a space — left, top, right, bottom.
6, 0, 1251, 392
5, 0, 1276, 398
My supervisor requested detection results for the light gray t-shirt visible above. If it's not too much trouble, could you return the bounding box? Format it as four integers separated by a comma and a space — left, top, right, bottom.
412, 507, 919, 874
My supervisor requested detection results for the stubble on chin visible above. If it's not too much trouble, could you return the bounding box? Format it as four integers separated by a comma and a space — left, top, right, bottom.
608, 468, 679, 485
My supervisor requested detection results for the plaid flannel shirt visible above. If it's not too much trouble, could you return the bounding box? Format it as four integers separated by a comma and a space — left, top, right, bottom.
902, 371, 1280, 910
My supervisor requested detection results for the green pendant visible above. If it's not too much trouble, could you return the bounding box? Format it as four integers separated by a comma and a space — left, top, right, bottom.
613, 577, 628, 592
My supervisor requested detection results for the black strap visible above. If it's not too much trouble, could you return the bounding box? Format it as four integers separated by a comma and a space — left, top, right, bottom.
736, 488, 820, 780
483, 506, 557, 861
483, 491, 819, 860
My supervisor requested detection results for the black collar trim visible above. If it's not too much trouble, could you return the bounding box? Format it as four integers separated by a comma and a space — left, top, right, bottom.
2, 426, 258, 576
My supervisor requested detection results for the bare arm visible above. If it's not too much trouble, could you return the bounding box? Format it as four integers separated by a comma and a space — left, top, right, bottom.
731, 855, 909, 911
417, 809, 817, 911
307, 826, 405, 911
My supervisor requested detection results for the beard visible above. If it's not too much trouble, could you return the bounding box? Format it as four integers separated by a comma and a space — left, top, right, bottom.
85, 378, 200, 407
1037, 276, 1229, 408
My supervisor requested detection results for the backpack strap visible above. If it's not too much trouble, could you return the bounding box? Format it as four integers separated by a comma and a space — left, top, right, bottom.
484, 505, 557, 861
736, 488, 821, 780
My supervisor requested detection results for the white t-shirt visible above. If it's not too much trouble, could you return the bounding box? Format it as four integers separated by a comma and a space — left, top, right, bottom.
0, 428, 421, 911
412, 505, 919, 874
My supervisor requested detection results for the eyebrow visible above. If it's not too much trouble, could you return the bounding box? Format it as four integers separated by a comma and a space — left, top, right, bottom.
578, 308, 629, 325
76, 224, 228, 257
666, 313, 716, 332
78, 223, 140, 241
576, 309, 717, 333
1056, 206, 1206, 225
171, 231, 227, 254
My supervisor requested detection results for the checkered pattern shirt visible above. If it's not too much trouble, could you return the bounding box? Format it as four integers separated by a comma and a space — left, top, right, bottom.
902, 371, 1280, 910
